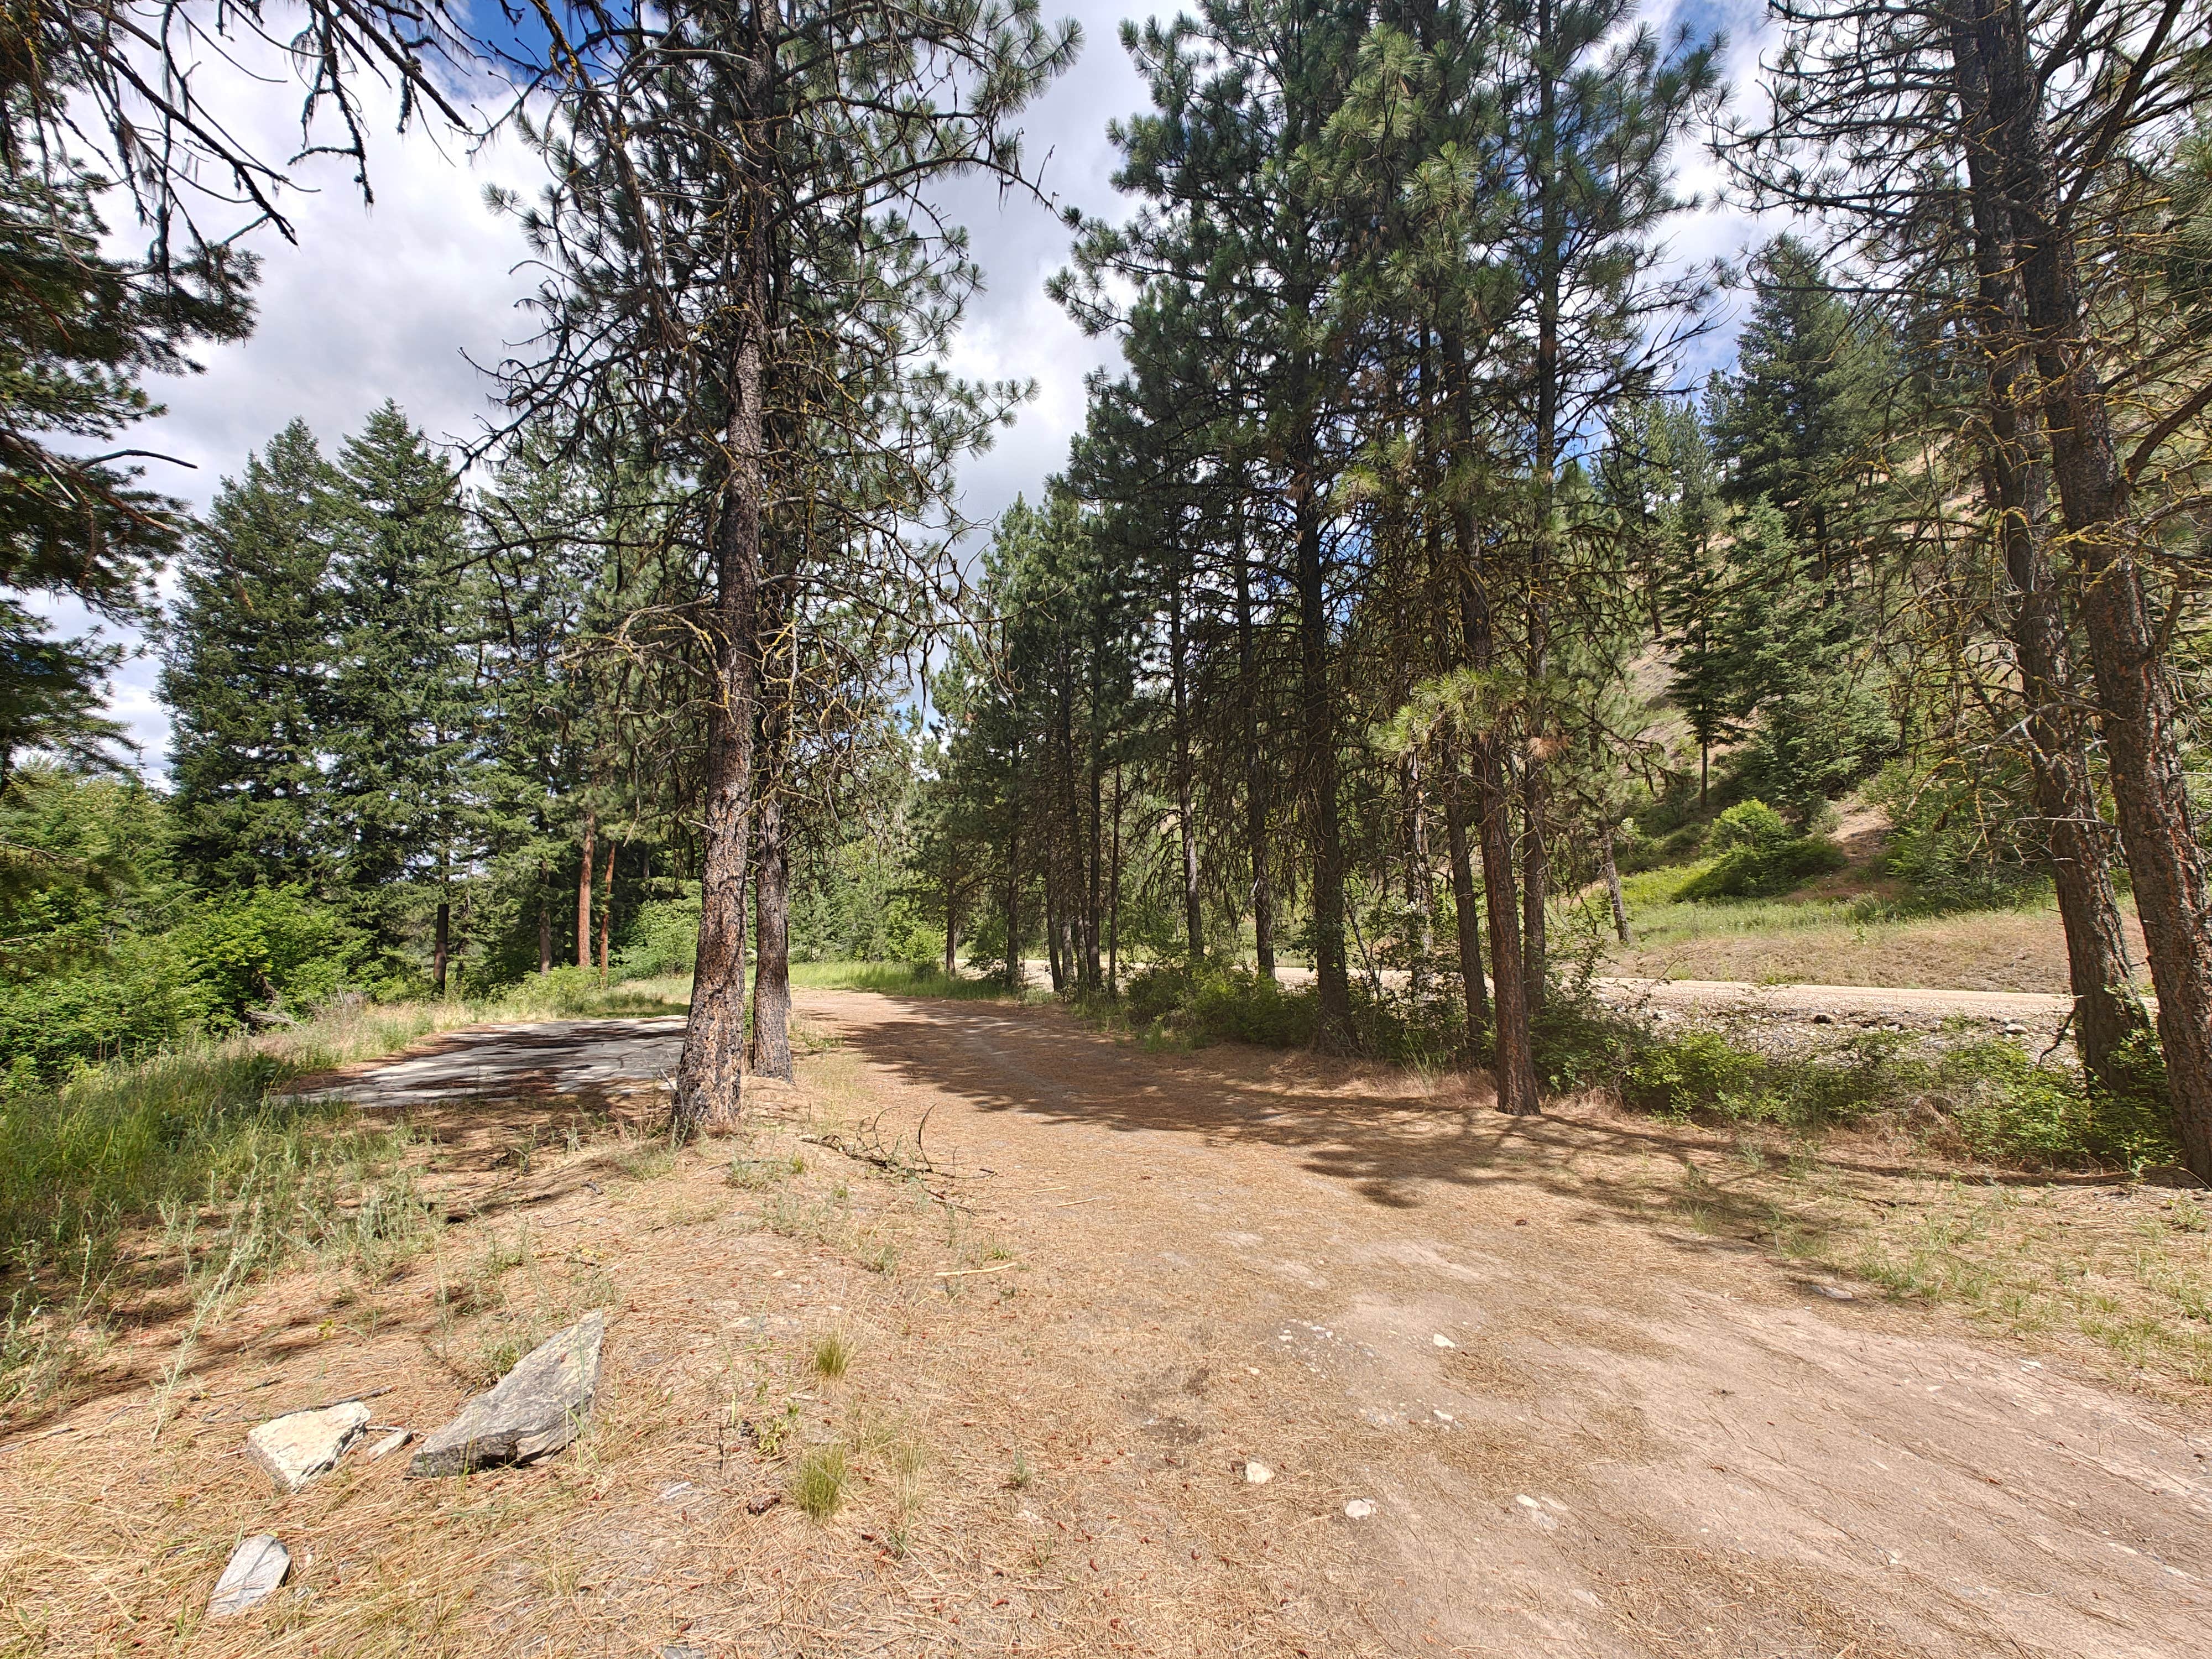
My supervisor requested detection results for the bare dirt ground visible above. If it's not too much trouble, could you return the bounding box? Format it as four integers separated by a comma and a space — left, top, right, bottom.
4, 993, 2208, 1657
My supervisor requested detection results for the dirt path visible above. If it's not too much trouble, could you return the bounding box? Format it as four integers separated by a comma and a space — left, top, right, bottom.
782, 990, 2207, 1656
17, 997, 2205, 1657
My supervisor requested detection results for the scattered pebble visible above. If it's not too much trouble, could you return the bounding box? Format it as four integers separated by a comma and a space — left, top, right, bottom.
1432, 1334, 1456, 1349
1244, 1460, 1274, 1485
364, 1428, 411, 1461
1433, 1409, 1455, 1423
1344, 1499, 1376, 1520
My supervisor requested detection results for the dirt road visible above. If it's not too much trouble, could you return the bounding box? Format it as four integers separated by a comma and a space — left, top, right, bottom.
23, 994, 2204, 1657
786, 990, 2207, 1656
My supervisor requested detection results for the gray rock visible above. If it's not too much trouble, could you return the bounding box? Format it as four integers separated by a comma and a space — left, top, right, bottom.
660, 1647, 708, 1659
208, 1534, 289, 1618
408, 1311, 606, 1478
364, 1428, 412, 1461
245, 1401, 372, 1493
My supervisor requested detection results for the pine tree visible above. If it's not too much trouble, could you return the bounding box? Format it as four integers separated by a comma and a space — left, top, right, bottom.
163, 422, 341, 891
325, 404, 483, 988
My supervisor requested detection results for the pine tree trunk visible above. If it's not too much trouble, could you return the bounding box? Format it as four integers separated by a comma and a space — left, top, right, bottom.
1447, 335, 1537, 1114
434, 896, 451, 996
1601, 827, 1630, 946
674, 233, 768, 1136
598, 844, 614, 983
943, 869, 960, 979
577, 811, 595, 971
1086, 714, 1104, 990
1108, 761, 1124, 996
1005, 740, 1023, 990
1477, 738, 1540, 1113
1170, 579, 1202, 962
539, 901, 551, 976
1963, 0, 2212, 1176
1298, 487, 1351, 1046
1235, 490, 1276, 978
1407, 753, 1436, 983
1444, 767, 1490, 1053
1953, 84, 2148, 1094
749, 787, 793, 1079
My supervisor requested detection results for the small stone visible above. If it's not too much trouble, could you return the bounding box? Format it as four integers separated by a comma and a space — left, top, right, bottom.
245, 1402, 372, 1493
1811, 1013, 1834, 1025
364, 1428, 412, 1461
1244, 1460, 1274, 1485
1344, 1499, 1376, 1519
746, 1490, 782, 1516
660, 1647, 708, 1659
659, 1480, 696, 1504
1432, 1333, 1456, 1348
409, 1310, 606, 1478
1803, 1281, 1854, 1301
208, 1534, 289, 1618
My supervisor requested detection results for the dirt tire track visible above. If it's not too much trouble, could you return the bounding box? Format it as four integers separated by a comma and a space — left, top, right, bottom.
800, 988, 2210, 1658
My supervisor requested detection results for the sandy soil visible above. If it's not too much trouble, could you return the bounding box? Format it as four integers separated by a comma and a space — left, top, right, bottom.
5, 995, 2206, 1657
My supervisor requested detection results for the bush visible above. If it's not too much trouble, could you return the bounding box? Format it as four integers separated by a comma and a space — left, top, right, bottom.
170, 885, 353, 1027
618, 894, 702, 978
1612, 1020, 2177, 1171
1123, 959, 1317, 1048
1672, 800, 1845, 900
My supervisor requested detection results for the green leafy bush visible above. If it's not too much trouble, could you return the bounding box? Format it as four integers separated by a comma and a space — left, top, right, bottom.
1614, 1020, 2176, 1170
1124, 959, 1317, 1048
618, 894, 703, 977
170, 885, 353, 1027
1672, 800, 1845, 900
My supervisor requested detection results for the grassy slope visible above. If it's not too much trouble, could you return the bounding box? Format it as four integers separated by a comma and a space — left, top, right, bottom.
1599, 853, 2149, 994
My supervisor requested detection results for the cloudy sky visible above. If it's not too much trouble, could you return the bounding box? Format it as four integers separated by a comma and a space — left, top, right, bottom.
87, 0, 1777, 766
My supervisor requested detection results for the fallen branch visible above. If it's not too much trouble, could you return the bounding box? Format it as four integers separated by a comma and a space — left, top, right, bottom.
933, 1260, 1020, 1279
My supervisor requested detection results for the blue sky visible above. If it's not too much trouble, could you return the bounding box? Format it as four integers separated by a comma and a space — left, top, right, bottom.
80, 0, 1778, 770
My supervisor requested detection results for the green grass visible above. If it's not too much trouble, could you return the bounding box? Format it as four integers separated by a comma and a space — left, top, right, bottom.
786, 961, 1022, 1000
792, 1442, 849, 1520
487, 968, 693, 1018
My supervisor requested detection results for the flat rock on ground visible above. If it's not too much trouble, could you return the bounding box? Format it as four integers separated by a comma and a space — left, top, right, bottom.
244, 1401, 371, 1493
409, 1310, 606, 1478
207, 1535, 288, 1618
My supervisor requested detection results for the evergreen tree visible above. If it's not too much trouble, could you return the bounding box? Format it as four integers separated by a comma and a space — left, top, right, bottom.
325, 404, 484, 989
1708, 236, 1887, 586
163, 422, 341, 891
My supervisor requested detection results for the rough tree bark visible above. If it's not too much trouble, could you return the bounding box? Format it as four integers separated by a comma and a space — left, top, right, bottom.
1961, 0, 2212, 1177
576, 810, 595, 971
672, 205, 769, 1135
1444, 768, 1491, 1052
1949, 34, 2148, 1094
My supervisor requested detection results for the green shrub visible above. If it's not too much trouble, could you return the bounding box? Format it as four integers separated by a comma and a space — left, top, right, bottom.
170, 885, 353, 1027
1673, 800, 1845, 900
1610, 1020, 2177, 1171
618, 894, 702, 978
1123, 960, 1318, 1048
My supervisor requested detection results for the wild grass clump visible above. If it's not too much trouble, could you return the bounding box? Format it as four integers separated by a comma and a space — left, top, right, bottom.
811, 1328, 854, 1379
488, 968, 692, 1019
792, 1442, 848, 1520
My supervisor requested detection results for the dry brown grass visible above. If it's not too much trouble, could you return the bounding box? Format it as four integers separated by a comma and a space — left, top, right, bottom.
1605, 902, 2151, 993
